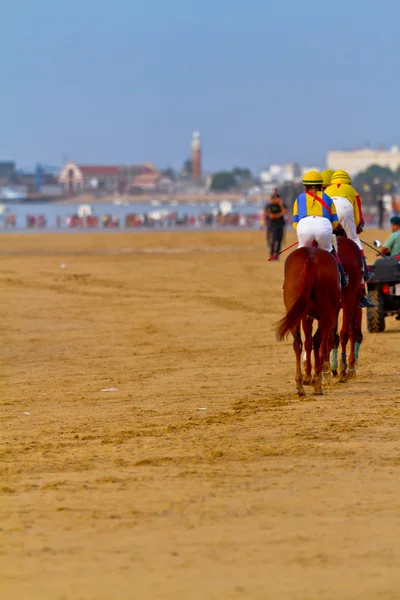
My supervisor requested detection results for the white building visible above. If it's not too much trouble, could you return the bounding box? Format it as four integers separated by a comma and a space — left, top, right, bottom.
259, 163, 299, 185
327, 146, 400, 177
259, 162, 320, 192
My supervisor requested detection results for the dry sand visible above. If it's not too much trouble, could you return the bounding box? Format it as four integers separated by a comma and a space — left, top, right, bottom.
0, 229, 399, 600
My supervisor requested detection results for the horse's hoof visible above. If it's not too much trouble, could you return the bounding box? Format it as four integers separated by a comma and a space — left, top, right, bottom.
347, 368, 356, 380
303, 377, 312, 386
312, 380, 323, 395
331, 369, 338, 378
297, 389, 306, 397
323, 371, 333, 381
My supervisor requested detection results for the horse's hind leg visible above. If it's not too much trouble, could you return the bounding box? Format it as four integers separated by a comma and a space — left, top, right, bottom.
315, 321, 334, 394
312, 327, 323, 395
331, 329, 340, 377
354, 307, 363, 366
347, 337, 357, 379
348, 308, 363, 379
339, 306, 349, 382
323, 319, 337, 381
350, 305, 363, 374
293, 326, 305, 397
302, 316, 313, 385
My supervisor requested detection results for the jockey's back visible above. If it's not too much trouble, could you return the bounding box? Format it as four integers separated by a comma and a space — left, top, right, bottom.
325, 182, 361, 226
326, 170, 363, 225
325, 170, 375, 308
293, 190, 339, 229
292, 170, 348, 288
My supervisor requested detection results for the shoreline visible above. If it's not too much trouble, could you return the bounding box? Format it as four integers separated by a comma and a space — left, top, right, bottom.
3, 193, 265, 206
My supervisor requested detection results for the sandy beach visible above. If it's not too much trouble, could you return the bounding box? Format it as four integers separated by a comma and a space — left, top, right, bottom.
1, 229, 399, 599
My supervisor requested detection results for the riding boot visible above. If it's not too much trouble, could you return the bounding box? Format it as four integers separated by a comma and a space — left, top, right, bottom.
361, 254, 372, 281
360, 287, 377, 308
330, 249, 348, 287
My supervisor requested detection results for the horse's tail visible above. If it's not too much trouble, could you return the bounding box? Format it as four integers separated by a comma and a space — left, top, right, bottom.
276, 254, 315, 341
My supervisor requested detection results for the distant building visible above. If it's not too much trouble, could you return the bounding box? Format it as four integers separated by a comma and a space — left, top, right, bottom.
0, 163, 61, 199
300, 165, 321, 177
58, 162, 159, 195
0, 185, 27, 201
0, 161, 16, 180
327, 146, 400, 177
191, 131, 202, 181
260, 163, 299, 186
130, 171, 174, 193
259, 162, 320, 193
0, 162, 17, 191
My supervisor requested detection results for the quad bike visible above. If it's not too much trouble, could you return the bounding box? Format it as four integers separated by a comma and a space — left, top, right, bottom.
366, 241, 400, 333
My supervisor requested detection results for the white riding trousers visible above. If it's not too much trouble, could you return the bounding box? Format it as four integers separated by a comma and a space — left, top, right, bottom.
330, 196, 362, 250
297, 216, 333, 252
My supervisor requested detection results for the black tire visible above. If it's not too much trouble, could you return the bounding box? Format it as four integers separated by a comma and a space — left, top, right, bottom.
367, 290, 385, 333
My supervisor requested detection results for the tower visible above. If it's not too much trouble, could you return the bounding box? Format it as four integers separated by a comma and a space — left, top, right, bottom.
191, 130, 202, 181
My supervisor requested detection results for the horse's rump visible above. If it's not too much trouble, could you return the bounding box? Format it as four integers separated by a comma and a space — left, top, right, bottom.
276, 246, 341, 395
275, 247, 339, 341
275, 248, 314, 340
337, 237, 363, 287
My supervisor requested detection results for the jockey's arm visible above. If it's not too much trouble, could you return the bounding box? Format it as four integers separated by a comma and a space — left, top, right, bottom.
292, 200, 299, 230
352, 191, 362, 227
353, 189, 363, 224
330, 200, 339, 230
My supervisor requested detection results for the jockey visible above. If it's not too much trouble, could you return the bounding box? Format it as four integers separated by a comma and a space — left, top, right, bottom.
293, 171, 348, 287
325, 170, 375, 307
321, 169, 335, 191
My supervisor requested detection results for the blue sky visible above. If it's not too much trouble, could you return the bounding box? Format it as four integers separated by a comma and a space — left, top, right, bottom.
2, 0, 400, 173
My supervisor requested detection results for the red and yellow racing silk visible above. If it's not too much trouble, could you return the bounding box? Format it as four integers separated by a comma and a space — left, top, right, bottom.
324, 183, 362, 226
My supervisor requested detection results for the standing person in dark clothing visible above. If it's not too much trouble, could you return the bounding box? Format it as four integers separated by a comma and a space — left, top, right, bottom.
263, 188, 279, 247
265, 192, 287, 259
377, 194, 384, 229
263, 200, 271, 247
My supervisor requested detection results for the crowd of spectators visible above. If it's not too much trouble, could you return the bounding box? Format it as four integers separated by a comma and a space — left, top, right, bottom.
1, 210, 262, 230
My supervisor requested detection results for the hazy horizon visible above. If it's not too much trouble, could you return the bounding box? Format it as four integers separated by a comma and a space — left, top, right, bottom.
3, 0, 400, 173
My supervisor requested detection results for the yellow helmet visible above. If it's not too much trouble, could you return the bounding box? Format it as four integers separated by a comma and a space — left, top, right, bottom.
331, 169, 351, 184
302, 170, 323, 186
321, 169, 334, 187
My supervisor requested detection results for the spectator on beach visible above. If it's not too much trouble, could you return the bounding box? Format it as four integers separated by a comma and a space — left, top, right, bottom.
264, 192, 287, 259
263, 200, 271, 246
377, 194, 384, 229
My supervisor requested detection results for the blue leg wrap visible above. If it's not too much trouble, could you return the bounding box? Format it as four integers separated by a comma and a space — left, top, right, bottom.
331, 348, 338, 371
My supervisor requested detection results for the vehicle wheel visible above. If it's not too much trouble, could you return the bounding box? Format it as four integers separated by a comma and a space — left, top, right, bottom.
366, 290, 385, 333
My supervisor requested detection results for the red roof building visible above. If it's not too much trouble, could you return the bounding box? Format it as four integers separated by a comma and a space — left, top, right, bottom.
131, 172, 161, 191
77, 165, 121, 176
59, 161, 159, 195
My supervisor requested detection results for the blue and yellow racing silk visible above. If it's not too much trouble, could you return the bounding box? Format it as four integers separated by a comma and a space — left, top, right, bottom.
292, 191, 339, 230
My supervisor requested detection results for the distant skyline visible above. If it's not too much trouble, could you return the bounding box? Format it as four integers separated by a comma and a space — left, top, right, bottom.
3, 0, 400, 173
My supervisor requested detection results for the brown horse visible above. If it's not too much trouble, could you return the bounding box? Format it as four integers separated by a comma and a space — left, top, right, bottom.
330, 237, 363, 381
276, 247, 341, 396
